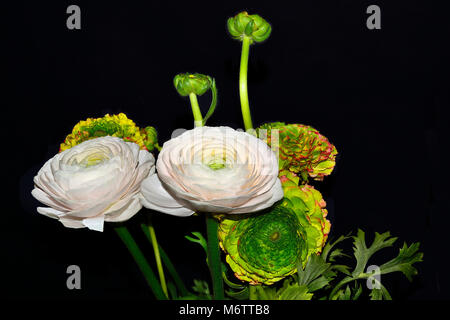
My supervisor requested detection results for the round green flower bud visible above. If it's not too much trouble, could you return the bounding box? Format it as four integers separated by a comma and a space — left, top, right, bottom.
218, 206, 308, 285
227, 12, 272, 44
257, 122, 338, 181
173, 73, 213, 96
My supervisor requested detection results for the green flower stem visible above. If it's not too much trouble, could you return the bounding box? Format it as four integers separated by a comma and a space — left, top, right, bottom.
188, 94, 224, 299
140, 223, 190, 297
114, 225, 167, 300
147, 215, 168, 298
189, 92, 203, 127
206, 214, 225, 300
239, 36, 253, 131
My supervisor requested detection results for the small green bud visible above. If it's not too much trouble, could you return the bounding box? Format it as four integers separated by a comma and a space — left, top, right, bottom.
173, 73, 213, 96
227, 11, 271, 44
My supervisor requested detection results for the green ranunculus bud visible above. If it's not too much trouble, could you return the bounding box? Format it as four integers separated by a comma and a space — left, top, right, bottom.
141, 126, 158, 152
173, 73, 213, 97
227, 12, 271, 44
257, 122, 338, 181
218, 206, 308, 285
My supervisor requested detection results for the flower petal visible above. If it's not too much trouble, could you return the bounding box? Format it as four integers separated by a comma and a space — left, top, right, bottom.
140, 174, 194, 217
82, 215, 105, 232
104, 195, 143, 222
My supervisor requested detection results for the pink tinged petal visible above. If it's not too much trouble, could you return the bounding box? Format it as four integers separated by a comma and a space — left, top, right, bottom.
65, 199, 112, 218
104, 195, 143, 222
36, 206, 65, 219
137, 148, 155, 167
228, 178, 284, 214
32, 187, 69, 211
140, 174, 194, 217
82, 215, 105, 232
141, 196, 194, 217
59, 217, 86, 229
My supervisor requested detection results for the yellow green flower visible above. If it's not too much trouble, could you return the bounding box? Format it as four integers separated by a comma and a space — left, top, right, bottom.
279, 170, 331, 255
257, 122, 337, 182
60, 113, 159, 152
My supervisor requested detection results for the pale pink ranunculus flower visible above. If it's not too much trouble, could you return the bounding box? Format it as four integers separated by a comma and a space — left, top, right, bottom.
140, 126, 283, 216
32, 136, 154, 231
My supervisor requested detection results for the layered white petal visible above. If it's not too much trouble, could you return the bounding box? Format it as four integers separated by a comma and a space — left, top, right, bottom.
140, 174, 194, 217
32, 136, 155, 231
141, 126, 283, 216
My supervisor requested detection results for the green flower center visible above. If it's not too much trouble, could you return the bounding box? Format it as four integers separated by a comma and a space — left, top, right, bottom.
270, 231, 280, 241
207, 162, 227, 170
237, 208, 304, 273
203, 149, 229, 171
78, 151, 109, 167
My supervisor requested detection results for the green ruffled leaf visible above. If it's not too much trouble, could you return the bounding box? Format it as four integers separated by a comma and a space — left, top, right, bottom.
352, 229, 398, 277
369, 280, 392, 300
379, 242, 423, 281
185, 232, 208, 256
352, 283, 363, 300
328, 229, 422, 300
321, 234, 351, 262
297, 254, 331, 287
252, 281, 313, 300
192, 279, 212, 300
278, 283, 313, 300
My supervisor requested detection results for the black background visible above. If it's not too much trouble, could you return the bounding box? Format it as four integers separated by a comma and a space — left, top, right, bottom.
4, 0, 450, 301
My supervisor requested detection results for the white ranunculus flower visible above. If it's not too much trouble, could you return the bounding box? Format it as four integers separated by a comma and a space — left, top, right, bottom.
32, 136, 155, 231
140, 126, 283, 216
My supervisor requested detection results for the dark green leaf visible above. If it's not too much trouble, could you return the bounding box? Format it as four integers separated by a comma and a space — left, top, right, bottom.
192, 279, 212, 300
307, 276, 331, 292
352, 229, 397, 277
185, 232, 208, 255
297, 254, 331, 286
278, 284, 313, 300
370, 288, 383, 300
352, 283, 363, 300
379, 242, 423, 281
321, 234, 350, 262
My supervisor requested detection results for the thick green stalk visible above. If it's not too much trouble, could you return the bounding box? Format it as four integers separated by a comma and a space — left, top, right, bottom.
206, 214, 225, 300
147, 215, 168, 297
114, 226, 167, 300
239, 36, 253, 131
189, 93, 203, 127
140, 223, 190, 297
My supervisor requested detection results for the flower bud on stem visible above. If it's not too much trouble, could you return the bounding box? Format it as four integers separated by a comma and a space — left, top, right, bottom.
228, 12, 271, 132
239, 36, 253, 131
189, 92, 203, 127
174, 73, 224, 299
173, 73, 217, 127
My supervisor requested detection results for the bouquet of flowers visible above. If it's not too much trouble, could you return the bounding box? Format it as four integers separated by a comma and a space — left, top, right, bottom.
31, 11, 422, 300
